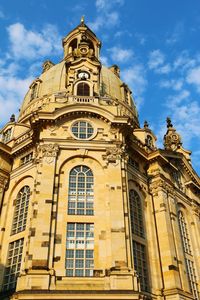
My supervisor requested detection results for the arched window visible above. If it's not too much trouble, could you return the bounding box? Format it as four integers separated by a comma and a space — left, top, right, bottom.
30, 83, 38, 101
178, 210, 199, 299
129, 190, 144, 238
69, 38, 78, 52
178, 211, 191, 254
77, 82, 90, 96
11, 186, 30, 235
68, 166, 94, 215
129, 189, 149, 292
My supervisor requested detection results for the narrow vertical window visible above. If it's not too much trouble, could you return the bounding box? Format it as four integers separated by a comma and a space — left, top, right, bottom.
30, 83, 37, 101
11, 186, 30, 235
77, 82, 90, 96
2, 128, 12, 143
129, 189, 149, 292
66, 223, 94, 277
178, 211, 191, 254
3, 238, 24, 291
130, 190, 144, 238
68, 166, 94, 215
178, 210, 199, 299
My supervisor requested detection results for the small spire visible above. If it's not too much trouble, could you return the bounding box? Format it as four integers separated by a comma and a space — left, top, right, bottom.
164, 117, 182, 151
144, 120, 149, 129
81, 15, 85, 26
166, 117, 173, 128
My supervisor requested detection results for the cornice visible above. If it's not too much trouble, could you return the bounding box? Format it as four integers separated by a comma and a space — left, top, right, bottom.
0, 142, 11, 156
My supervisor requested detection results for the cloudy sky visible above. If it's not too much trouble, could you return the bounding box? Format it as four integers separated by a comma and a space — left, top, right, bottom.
0, 0, 200, 174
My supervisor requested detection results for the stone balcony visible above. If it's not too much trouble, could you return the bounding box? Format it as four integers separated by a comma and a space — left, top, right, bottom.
18, 92, 138, 123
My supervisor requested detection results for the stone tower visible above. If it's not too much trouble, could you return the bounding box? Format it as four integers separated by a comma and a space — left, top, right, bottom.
0, 19, 200, 300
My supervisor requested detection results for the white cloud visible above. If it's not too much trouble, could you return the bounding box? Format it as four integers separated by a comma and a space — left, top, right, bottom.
167, 90, 190, 106
96, 0, 124, 11
156, 64, 171, 74
166, 22, 184, 44
121, 64, 147, 108
148, 49, 165, 70
186, 66, 200, 93
88, 0, 124, 31
88, 12, 120, 31
0, 74, 33, 125
100, 56, 109, 66
173, 51, 196, 71
160, 79, 184, 91
108, 46, 133, 63
7, 23, 62, 60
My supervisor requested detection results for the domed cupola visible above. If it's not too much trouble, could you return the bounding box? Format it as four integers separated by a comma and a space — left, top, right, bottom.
18, 18, 139, 128
62, 16, 101, 62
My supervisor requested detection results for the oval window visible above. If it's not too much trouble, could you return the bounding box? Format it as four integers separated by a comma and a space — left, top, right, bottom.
71, 121, 94, 140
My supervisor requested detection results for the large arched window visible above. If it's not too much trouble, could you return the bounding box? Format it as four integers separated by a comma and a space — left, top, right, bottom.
68, 166, 94, 215
77, 82, 90, 96
30, 83, 38, 101
178, 210, 199, 299
129, 189, 148, 292
129, 190, 144, 238
11, 186, 30, 235
178, 211, 191, 254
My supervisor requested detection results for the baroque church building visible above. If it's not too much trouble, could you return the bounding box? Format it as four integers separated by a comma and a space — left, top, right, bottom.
0, 19, 200, 300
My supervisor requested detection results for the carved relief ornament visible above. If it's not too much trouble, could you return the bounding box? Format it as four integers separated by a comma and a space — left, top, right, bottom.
0, 175, 8, 190
36, 143, 59, 163
102, 146, 128, 164
149, 178, 175, 196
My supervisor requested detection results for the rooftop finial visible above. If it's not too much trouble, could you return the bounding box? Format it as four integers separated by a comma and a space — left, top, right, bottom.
10, 114, 15, 122
144, 120, 149, 129
81, 15, 85, 26
166, 117, 173, 128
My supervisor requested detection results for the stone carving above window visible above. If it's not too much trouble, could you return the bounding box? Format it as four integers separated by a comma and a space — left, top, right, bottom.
36, 143, 59, 163
102, 145, 127, 164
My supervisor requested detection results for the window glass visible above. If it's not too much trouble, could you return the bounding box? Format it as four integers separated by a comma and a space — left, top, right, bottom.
71, 121, 94, 140
66, 223, 94, 277
129, 189, 149, 292
77, 82, 90, 96
11, 186, 30, 235
68, 166, 94, 216
2, 128, 12, 143
178, 210, 199, 299
3, 239, 24, 291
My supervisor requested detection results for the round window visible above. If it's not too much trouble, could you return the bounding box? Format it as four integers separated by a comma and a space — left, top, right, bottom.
71, 121, 94, 140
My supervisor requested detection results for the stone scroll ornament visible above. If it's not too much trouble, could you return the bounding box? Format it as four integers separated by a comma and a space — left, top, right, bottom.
103, 145, 128, 165
36, 143, 59, 164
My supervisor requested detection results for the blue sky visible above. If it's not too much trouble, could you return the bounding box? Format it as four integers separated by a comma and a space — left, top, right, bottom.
0, 0, 200, 174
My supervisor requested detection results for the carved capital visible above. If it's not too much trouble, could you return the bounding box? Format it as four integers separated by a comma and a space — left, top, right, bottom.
0, 175, 8, 190
102, 146, 128, 165
191, 200, 200, 217
149, 178, 175, 196
36, 143, 59, 164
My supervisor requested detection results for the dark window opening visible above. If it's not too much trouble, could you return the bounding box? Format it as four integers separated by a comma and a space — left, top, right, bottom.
77, 83, 90, 96
69, 39, 78, 52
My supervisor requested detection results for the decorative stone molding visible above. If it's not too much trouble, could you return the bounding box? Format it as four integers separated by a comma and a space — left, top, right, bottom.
191, 200, 200, 217
36, 143, 59, 164
163, 118, 182, 151
42, 60, 55, 73
149, 178, 175, 196
102, 145, 128, 165
0, 175, 8, 190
